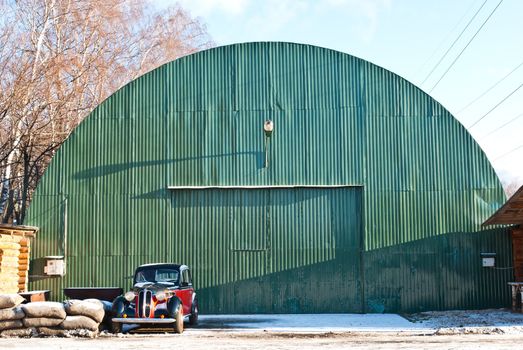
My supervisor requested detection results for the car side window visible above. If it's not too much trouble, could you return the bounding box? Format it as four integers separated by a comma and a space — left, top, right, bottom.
181, 269, 191, 286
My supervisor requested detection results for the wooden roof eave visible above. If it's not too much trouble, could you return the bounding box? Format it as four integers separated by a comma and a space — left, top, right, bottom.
483, 185, 523, 226
0, 224, 39, 237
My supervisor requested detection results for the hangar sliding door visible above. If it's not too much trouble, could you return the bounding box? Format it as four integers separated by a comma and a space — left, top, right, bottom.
169, 187, 363, 313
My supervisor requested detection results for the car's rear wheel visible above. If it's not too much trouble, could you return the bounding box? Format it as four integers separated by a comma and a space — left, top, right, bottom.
189, 301, 198, 326
174, 305, 184, 334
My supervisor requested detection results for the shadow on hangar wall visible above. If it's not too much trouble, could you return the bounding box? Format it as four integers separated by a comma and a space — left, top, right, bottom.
26, 42, 510, 313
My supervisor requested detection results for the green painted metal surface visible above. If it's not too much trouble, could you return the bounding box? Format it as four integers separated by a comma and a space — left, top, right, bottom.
26, 42, 510, 313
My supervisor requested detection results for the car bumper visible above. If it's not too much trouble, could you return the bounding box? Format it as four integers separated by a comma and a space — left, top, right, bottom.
112, 317, 176, 324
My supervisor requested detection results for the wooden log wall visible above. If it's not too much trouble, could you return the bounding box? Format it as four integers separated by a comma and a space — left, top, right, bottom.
0, 231, 34, 294
512, 228, 523, 282
0, 234, 22, 293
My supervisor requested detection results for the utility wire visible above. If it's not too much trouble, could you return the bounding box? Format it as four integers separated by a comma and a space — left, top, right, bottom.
420, 0, 488, 86
468, 82, 523, 129
494, 143, 523, 161
415, 0, 481, 81
480, 113, 523, 139
429, 0, 504, 93
457, 59, 523, 114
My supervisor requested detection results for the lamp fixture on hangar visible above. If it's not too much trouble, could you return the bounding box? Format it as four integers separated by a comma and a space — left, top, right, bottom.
263, 120, 274, 168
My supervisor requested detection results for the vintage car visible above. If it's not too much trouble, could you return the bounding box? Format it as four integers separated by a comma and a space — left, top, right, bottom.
111, 263, 198, 333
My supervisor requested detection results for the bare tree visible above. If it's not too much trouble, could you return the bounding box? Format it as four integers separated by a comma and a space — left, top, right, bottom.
503, 177, 523, 198
0, 0, 214, 223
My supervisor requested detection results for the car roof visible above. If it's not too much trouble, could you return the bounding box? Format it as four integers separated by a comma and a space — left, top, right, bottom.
136, 263, 187, 270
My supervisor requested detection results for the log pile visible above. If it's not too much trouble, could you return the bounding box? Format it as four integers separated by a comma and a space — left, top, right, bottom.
0, 236, 22, 294
0, 224, 37, 294
17, 239, 29, 292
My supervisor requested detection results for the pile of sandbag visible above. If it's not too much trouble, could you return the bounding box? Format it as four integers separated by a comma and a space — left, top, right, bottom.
63, 299, 105, 332
0, 295, 106, 338
0, 294, 28, 337
21, 301, 67, 335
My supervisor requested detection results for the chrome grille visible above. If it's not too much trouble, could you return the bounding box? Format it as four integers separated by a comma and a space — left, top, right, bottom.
139, 289, 152, 318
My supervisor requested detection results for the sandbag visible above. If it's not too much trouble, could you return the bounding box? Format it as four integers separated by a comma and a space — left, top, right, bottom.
37, 327, 67, 337
0, 320, 23, 331
0, 327, 35, 338
61, 315, 99, 332
22, 302, 66, 319
0, 294, 25, 309
64, 299, 104, 323
0, 306, 24, 320
23, 317, 63, 327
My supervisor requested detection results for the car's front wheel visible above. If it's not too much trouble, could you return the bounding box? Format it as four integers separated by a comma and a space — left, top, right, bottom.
174, 305, 184, 334
112, 321, 122, 334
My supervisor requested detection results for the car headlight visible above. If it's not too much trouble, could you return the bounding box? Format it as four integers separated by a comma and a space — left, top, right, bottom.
124, 291, 135, 302
155, 291, 167, 302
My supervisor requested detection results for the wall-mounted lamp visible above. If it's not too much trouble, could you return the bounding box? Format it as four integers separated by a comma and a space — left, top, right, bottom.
263, 120, 274, 167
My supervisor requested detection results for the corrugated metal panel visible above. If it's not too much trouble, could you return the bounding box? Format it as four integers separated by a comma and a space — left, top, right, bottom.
168, 187, 362, 313
26, 42, 510, 313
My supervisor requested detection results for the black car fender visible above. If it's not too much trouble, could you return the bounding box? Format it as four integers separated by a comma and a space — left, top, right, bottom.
112, 295, 130, 317
167, 295, 182, 317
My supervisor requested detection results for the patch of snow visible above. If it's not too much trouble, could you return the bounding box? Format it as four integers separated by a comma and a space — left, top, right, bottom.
407, 308, 523, 335
407, 309, 523, 328
197, 313, 425, 332
194, 309, 523, 334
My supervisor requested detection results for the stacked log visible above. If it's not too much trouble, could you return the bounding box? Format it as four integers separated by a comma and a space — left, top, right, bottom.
0, 236, 22, 294
17, 238, 29, 292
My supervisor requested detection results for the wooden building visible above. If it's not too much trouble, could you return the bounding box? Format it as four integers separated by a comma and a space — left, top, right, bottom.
484, 186, 523, 281
0, 224, 38, 294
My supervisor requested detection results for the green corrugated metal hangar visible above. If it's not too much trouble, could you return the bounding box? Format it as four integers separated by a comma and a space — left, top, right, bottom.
27, 42, 511, 313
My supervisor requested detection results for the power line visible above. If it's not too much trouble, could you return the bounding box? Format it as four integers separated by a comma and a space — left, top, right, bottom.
494, 143, 523, 161
420, 0, 488, 86
480, 113, 523, 139
429, 0, 504, 93
415, 0, 480, 80
467, 82, 523, 129
415, 0, 481, 81
457, 59, 523, 114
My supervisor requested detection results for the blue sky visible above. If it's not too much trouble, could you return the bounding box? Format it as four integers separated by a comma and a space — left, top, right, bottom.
157, 0, 523, 184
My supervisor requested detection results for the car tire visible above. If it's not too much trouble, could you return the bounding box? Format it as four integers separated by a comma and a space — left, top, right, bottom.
189, 301, 198, 326
174, 305, 184, 334
112, 321, 122, 334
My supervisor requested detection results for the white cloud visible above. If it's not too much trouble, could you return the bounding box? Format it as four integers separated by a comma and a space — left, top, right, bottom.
244, 0, 310, 38
321, 0, 392, 42
176, 0, 250, 17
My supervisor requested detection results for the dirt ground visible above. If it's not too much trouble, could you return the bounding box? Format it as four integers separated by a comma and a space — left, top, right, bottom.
3, 330, 523, 350
2, 309, 523, 349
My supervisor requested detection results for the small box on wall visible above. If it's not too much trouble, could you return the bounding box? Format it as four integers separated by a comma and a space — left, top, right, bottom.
44, 256, 65, 276
481, 252, 496, 268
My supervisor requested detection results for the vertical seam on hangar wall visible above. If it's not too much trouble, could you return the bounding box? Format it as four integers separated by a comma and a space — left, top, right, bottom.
359, 58, 368, 313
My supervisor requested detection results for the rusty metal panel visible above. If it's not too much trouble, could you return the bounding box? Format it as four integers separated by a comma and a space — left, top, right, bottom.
26, 42, 510, 312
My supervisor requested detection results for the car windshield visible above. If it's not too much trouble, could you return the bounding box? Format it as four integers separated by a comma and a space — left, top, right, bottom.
135, 267, 179, 284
